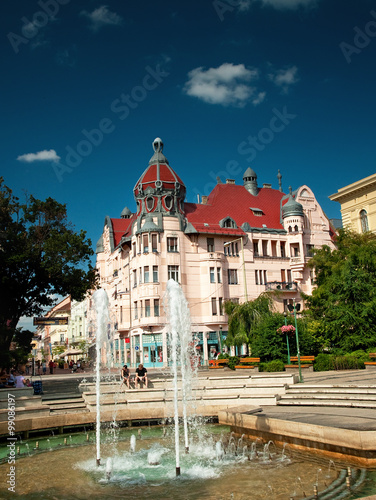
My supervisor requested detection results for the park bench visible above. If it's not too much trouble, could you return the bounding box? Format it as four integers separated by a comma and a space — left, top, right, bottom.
285, 355, 315, 372
235, 357, 260, 370
364, 353, 376, 369
208, 359, 229, 369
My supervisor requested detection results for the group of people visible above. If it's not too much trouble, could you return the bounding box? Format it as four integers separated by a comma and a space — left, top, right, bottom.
0, 369, 32, 388
121, 364, 148, 389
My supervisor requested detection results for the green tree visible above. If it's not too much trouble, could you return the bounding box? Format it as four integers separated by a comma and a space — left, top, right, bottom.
0, 178, 97, 367
224, 294, 274, 351
303, 229, 376, 351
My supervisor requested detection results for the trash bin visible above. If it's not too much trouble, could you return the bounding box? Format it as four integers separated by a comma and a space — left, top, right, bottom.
32, 376, 43, 395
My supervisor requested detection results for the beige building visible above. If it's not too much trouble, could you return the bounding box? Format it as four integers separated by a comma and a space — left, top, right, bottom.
95, 138, 336, 369
329, 173, 376, 233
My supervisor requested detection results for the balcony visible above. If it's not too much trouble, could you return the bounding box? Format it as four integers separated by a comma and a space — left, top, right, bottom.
200, 252, 223, 262
265, 281, 298, 292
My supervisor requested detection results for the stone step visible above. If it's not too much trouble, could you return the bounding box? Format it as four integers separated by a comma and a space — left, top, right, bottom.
281, 393, 376, 401
286, 385, 376, 394
0, 406, 50, 421
277, 399, 376, 408
0, 395, 42, 409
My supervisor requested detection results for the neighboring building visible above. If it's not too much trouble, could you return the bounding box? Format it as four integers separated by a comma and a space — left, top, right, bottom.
329, 173, 376, 234
95, 138, 336, 368
37, 296, 71, 361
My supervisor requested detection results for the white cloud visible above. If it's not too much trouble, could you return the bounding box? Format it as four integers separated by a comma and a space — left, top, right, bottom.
81, 5, 123, 32
183, 63, 261, 107
17, 149, 60, 164
252, 91, 266, 105
258, 0, 318, 9
268, 66, 299, 93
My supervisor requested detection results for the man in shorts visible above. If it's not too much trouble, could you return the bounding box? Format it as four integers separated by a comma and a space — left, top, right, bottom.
135, 363, 148, 388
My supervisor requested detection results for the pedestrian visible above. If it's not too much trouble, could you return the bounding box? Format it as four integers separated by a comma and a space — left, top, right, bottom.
42, 360, 47, 375
49, 359, 54, 374
69, 360, 73, 370
121, 364, 131, 389
77, 360, 81, 372
15, 371, 25, 388
135, 363, 148, 389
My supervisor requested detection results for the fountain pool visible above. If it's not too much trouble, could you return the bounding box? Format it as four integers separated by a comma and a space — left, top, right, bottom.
1, 424, 367, 500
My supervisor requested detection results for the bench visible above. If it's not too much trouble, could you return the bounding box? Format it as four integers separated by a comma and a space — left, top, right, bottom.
235, 357, 260, 370
364, 353, 376, 368
285, 355, 315, 372
209, 359, 229, 369
289, 356, 315, 364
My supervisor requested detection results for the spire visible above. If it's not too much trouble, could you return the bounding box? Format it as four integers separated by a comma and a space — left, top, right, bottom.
277, 169, 282, 192
149, 137, 169, 165
243, 167, 258, 196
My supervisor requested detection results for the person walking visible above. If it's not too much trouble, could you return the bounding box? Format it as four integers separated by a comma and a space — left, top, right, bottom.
49, 359, 54, 374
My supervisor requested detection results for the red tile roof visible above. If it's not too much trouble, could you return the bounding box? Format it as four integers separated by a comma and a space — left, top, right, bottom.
110, 216, 135, 247
134, 163, 185, 196
185, 183, 285, 234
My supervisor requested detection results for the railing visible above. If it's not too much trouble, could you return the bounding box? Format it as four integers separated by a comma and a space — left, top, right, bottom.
265, 281, 298, 291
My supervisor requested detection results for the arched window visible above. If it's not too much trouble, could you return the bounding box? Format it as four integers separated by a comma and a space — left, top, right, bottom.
164, 195, 173, 211
146, 196, 154, 211
294, 225, 299, 232
360, 209, 369, 232
288, 226, 292, 233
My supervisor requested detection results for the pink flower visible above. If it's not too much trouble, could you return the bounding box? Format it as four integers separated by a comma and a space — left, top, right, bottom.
277, 325, 296, 335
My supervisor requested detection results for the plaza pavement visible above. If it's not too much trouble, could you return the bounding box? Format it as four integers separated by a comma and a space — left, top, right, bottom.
36, 366, 376, 432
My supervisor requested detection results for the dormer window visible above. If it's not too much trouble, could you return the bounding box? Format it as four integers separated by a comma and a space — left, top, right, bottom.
250, 207, 263, 217
220, 216, 237, 229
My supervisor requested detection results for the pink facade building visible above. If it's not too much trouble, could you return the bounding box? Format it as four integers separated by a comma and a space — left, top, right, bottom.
95, 138, 336, 368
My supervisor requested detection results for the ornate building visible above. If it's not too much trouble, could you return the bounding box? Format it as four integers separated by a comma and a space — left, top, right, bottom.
329, 173, 376, 234
95, 138, 336, 368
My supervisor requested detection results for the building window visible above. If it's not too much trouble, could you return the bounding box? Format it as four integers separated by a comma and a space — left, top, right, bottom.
264, 270, 267, 284
145, 299, 151, 317
133, 270, 137, 288
219, 297, 223, 315
154, 299, 160, 317
139, 267, 142, 284
228, 269, 238, 285
210, 267, 215, 283
280, 242, 286, 258
167, 237, 178, 252
217, 268, 222, 283
144, 266, 149, 283
306, 244, 315, 257
294, 225, 299, 232
207, 237, 214, 252
152, 233, 158, 252
143, 234, 149, 253
262, 240, 268, 256
360, 209, 369, 232
146, 196, 154, 211
255, 270, 259, 285
153, 265, 158, 283
224, 242, 238, 256
168, 265, 179, 282
165, 195, 173, 210
134, 302, 138, 319
253, 241, 259, 257
120, 306, 123, 323
132, 242, 136, 258
211, 297, 217, 315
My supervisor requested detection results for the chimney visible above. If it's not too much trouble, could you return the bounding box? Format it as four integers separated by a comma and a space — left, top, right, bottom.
263, 183, 272, 188
226, 179, 235, 184
201, 195, 208, 204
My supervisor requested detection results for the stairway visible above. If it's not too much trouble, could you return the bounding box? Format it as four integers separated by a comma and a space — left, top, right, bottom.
40, 377, 89, 414
277, 384, 376, 408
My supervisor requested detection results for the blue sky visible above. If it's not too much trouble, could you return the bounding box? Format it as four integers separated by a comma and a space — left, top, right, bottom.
2, 0, 376, 268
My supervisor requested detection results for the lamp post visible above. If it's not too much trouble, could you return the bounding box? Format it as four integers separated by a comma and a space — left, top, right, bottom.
284, 312, 291, 364
287, 300, 302, 382
224, 236, 248, 302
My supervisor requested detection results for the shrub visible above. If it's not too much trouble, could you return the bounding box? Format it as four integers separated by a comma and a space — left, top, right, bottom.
314, 353, 332, 371
218, 353, 229, 360
264, 360, 285, 372
227, 356, 240, 371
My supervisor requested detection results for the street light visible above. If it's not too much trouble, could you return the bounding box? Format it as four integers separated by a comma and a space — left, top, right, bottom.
224, 236, 248, 302
287, 300, 302, 382
284, 312, 291, 364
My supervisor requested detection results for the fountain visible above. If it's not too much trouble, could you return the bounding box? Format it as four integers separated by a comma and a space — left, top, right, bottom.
0, 281, 372, 498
